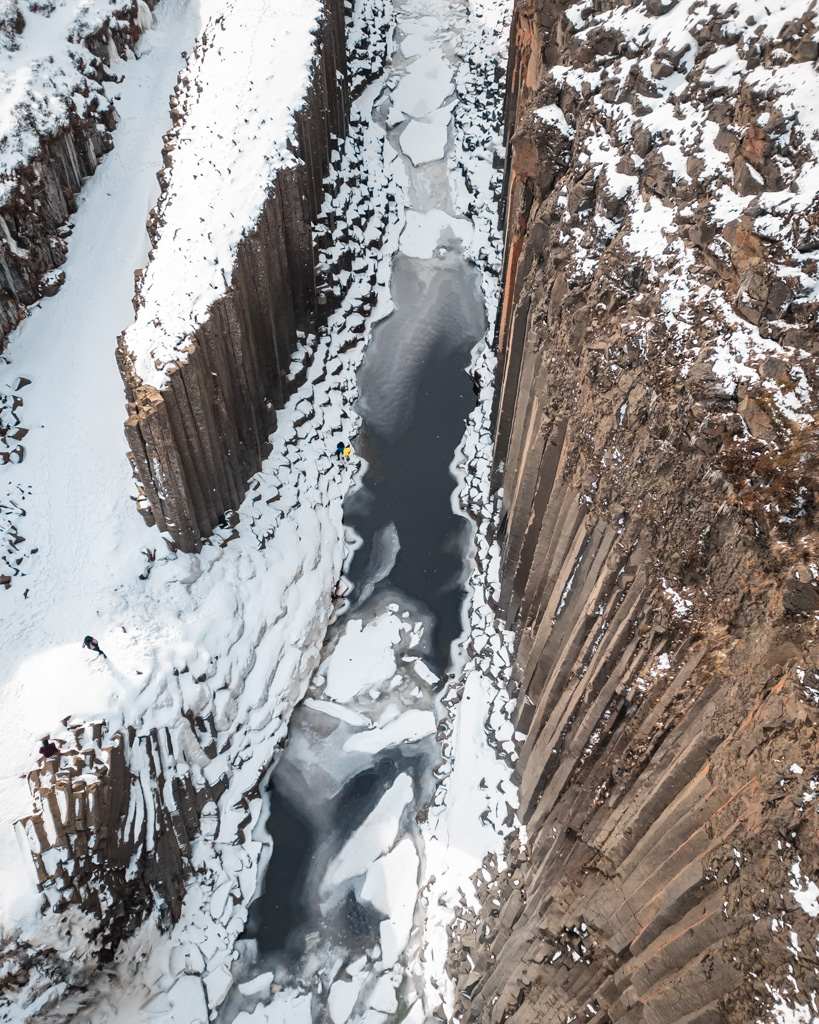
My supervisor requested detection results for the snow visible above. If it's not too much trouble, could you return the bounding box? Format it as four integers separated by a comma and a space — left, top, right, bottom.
323, 774, 414, 891
0, 0, 142, 200
534, 104, 569, 132
399, 119, 449, 165
0, 0, 404, 1008
120, 0, 323, 388
360, 837, 420, 968
233, 990, 313, 1024
389, 51, 453, 118
322, 613, 407, 702
400, 209, 473, 258
329, 976, 366, 1024
238, 972, 275, 998
0, 0, 522, 1020
203, 964, 234, 1009
343, 709, 437, 753
367, 973, 399, 1013
303, 698, 372, 728
167, 975, 208, 1024
791, 861, 819, 917
767, 990, 818, 1024
0, 0, 199, 926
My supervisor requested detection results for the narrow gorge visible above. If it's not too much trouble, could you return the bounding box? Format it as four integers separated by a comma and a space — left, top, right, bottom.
1, 1, 818, 1024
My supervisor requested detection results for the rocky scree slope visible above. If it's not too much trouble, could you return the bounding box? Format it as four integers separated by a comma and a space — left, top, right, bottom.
449, 2, 819, 1023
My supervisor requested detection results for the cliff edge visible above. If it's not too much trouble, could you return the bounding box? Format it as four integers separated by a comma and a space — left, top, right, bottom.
451, 2, 819, 1022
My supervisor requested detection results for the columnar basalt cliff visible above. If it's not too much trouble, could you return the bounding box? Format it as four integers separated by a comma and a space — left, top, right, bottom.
452, 2, 819, 1022
0, 0, 159, 350
116, 0, 349, 553
4, 717, 227, 1009
18, 721, 226, 933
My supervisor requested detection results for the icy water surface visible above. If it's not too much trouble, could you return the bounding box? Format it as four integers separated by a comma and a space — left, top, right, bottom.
234, 1, 495, 1021
347, 252, 485, 669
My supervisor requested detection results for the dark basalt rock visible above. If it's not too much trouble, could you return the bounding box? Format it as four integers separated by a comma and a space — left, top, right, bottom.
117, 0, 350, 553
451, 2, 819, 1023
0, 0, 162, 352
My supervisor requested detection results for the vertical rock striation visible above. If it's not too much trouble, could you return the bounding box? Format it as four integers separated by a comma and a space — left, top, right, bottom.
17, 720, 226, 939
455, 2, 819, 1022
3, 717, 227, 1009
116, 0, 349, 552
0, 0, 160, 349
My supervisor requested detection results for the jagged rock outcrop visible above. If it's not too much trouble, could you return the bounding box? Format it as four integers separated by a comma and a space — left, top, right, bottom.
4, 717, 225, 1007
0, 0, 159, 349
453, 2, 819, 1022
18, 721, 225, 930
116, 0, 349, 553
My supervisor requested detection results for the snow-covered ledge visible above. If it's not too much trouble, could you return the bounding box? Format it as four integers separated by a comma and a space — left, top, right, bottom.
0, 0, 158, 349
116, 0, 349, 553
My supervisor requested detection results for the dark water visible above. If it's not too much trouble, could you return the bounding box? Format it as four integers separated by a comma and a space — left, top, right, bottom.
333, 760, 400, 832
242, 254, 485, 967
243, 710, 433, 961
345, 253, 485, 669
243, 783, 314, 953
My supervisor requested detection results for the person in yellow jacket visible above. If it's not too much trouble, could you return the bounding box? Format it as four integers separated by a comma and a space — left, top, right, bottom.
343, 444, 352, 459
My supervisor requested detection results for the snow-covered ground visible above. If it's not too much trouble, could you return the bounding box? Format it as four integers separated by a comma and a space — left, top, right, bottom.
0, 0, 517, 1019
0, 0, 153, 197
0, 0, 201, 914
120, 0, 324, 387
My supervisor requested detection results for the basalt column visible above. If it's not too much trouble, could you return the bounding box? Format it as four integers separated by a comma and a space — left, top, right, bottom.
0, 0, 163, 350
116, 0, 349, 553
452, 2, 819, 1023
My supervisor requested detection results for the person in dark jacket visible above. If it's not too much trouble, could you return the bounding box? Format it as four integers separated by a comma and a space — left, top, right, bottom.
335, 441, 345, 459
82, 635, 106, 658
39, 738, 59, 759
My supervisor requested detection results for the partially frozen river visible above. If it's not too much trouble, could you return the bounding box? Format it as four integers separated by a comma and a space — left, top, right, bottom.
226, 2, 496, 1022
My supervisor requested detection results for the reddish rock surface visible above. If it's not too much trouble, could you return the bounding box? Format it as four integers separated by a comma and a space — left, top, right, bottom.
450, 2, 819, 1022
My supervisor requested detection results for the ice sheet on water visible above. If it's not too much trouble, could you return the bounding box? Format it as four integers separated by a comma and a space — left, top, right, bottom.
233, 989, 313, 1024
399, 210, 474, 260
399, 120, 448, 166
355, 522, 400, 605
322, 613, 406, 702
168, 974, 208, 1024
389, 51, 454, 118
360, 836, 419, 968
367, 974, 398, 1013
329, 974, 366, 1024
343, 709, 436, 754
303, 698, 373, 728
322, 774, 414, 892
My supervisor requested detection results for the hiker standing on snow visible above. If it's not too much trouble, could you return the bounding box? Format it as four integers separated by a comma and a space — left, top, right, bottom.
343, 444, 352, 459
83, 635, 106, 659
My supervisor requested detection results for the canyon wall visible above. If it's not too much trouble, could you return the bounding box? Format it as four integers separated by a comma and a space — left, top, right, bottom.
5, 716, 228, 1008
452, 2, 819, 1022
116, 0, 349, 553
0, 0, 159, 350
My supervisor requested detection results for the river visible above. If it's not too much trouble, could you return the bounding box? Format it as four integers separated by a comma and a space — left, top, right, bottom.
223, 2, 500, 1022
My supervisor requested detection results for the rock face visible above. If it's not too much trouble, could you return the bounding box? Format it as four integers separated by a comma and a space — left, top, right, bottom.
6, 718, 226, 1006
0, 0, 159, 350
453, 2, 819, 1022
20, 722, 225, 931
116, 0, 349, 553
